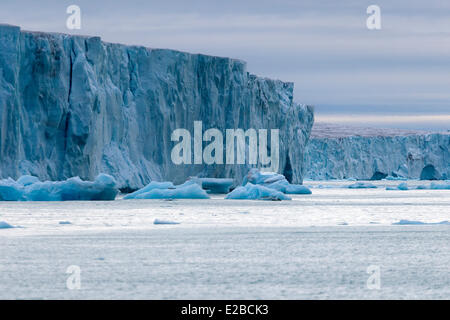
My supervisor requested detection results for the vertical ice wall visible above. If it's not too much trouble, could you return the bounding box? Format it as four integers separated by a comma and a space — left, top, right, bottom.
0, 25, 314, 190
305, 124, 450, 180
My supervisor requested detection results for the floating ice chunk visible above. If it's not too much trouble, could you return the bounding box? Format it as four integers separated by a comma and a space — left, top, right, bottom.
384, 176, 407, 181
25, 174, 118, 201
429, 182, 450, 190
242, 169, 311, 195
387, 182, 409, 190
225, 183, 291, 200
59, 221, 72, 225
189, 178, 234, 194
0, 174, 118, 201
154, 219, 180, 225
123, 181, 175, 199
125, 181, 210, 199
0, 221, 15, 229
393, 220, 450, 225
347, 182, 377, 189
265, 180, 312, 194
242, 169, 285, 186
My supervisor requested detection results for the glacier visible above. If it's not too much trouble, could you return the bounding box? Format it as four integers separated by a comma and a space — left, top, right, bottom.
305, 123, 450, 180
0, 24, 313, 191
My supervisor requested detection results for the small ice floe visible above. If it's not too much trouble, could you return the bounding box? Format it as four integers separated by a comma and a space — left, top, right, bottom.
387, 181, 450, 191
0, 221, 15, 229
346, 182, 377, 189
264, 180, 312, 194
384, 176, 407, 181
0, 174, 118, 201
429, 182, 450, 190
189, 177, 234, 194
338, 222, 349, 225
124, 180, 210, 200
225, 183, 291, 201
386, 182, 409, 190
392, 220, 450, 225
154, 219, 180, 225
59, 221, 72, 225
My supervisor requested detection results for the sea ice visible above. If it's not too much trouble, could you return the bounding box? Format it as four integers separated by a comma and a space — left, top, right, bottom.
0, 174, 118, 201
225, 183, 291, 201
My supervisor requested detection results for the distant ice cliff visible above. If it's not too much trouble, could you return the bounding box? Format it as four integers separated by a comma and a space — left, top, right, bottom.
305, 123, 450, 180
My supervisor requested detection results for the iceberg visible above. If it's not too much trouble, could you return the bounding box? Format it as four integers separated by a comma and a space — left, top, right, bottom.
0, 25, 313, 190
0, 174, 118, 201
265, 179, 312, 194
225, 183, 291, 201
153, 219, 180, 225
386, 182, 409, 190
242, 169, 286, 185
124, 180, 210, 199
242, 168, 312, 194
347, 182, 377, 189
123, 181, 175, 199
386, 181, 450, 190
0, 221, 15, 229
429, 182, 450, 190
188, 178, 234, 194
305, 123, 450, 181
392, 220, 450, 225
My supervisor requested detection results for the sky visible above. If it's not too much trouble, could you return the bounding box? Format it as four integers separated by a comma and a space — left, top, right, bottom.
1, 0, 449, 131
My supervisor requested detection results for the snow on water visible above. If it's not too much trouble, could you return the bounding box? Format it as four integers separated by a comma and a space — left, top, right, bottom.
0, 174, 118, 201
0, 180, 448, 236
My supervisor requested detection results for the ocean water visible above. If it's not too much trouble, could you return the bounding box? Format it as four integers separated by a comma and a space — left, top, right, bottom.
0, 180, 449, 299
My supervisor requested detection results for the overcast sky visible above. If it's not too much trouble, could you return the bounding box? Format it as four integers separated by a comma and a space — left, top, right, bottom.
1, 0, 449, 130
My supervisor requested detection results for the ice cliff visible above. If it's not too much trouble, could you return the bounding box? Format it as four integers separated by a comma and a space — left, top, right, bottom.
0, 25, 313, 190
305, 123, 450, 180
